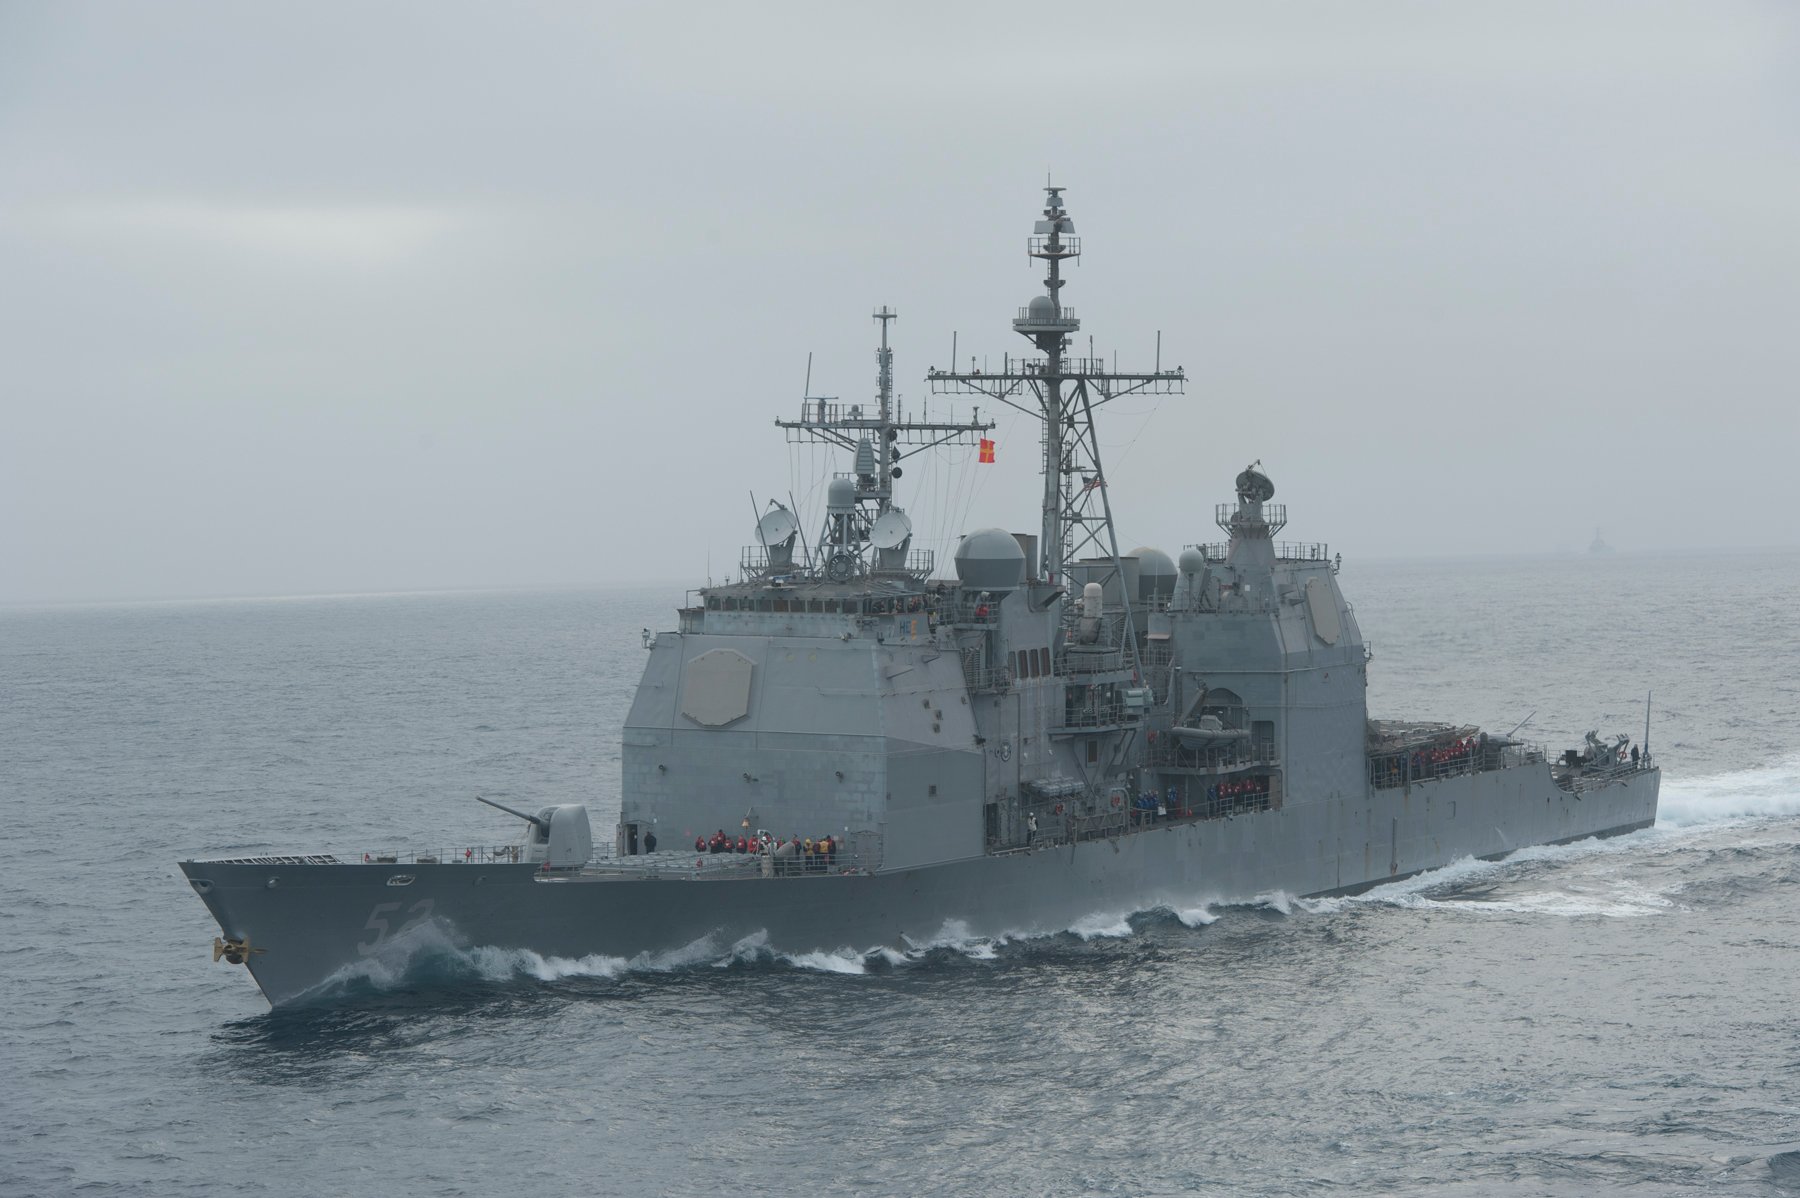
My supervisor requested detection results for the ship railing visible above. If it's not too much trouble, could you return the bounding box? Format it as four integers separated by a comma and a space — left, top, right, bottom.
1020, 782, 1281, 851
204, 853, 342, 866
1014, 355, 1107, 375
782, 399, 882, 429
681, 846, 876, 876
1368, 740, 1552, 790
353, 842, 886, 875
1192, 539, 1332, 564
929, 356, 1179, 385
1556, 756, 1654, 793
1171, 777, 1277, 822
738, 545, 809, 578
1060, 654, 1127, 676
1212, 503, 1289, 537
358, 845, 529, 866
870, 548, 936, 579
1013, 304, 1080, 329
1026, 234, 1081, 259
1149, 739, 1278, 770
1060, 700, 1132, 729
942, 599, 999, 624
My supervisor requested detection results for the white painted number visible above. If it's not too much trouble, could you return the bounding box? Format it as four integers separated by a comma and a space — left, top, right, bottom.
356, 899, 436, 956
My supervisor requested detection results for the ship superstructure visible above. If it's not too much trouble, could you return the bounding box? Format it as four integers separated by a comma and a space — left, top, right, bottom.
180, 189, 1660, 1006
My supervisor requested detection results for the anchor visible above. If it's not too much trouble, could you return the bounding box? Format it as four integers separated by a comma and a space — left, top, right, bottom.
211, 936, 266, 966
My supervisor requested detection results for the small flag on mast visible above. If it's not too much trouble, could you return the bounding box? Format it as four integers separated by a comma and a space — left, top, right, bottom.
978, 438, 996, 464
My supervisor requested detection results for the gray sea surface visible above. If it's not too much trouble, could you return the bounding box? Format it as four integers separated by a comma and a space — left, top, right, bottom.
4, 550, 1799, 1196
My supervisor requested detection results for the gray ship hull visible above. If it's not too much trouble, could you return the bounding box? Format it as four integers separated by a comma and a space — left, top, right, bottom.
183, 762, 1658, 1007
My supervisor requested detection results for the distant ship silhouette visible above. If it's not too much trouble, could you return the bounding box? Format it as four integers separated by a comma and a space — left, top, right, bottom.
1590, 528, 1615, 555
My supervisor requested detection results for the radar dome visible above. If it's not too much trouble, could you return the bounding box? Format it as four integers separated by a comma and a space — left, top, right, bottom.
826, 477, 857, 513
953, 528, 1027, 592
1178, 547, 1207, 575
1026, 295, 1057, 319
1129, 546, 1177, 602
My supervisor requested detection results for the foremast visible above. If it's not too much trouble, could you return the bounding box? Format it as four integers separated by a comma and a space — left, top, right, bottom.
768, 309, 994, 584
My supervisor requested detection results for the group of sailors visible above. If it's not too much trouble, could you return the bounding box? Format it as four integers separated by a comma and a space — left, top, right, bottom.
1205, 774, 1271, 815
1410, 737, 1481, 780
1372, 736, 1488, 789
694, 829, 841, 873
1119, 776, 1273, 824
698, 830, 757, 855
1132, 790, 1174, 824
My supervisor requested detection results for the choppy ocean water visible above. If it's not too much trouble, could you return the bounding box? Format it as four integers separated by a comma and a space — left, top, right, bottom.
3, 550, 1798, 1197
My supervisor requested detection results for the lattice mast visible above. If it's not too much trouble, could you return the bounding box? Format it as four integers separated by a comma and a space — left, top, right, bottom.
773, 308, 993, 581
927, 187, 1185, 584
777, 308, 993, 505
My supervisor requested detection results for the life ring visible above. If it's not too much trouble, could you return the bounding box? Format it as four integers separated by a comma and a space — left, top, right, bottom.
1111, 795, 1122, 808
1054, 803, 1064, 815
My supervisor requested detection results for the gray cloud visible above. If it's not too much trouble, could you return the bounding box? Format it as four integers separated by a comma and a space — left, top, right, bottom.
3, 1, 1797, 602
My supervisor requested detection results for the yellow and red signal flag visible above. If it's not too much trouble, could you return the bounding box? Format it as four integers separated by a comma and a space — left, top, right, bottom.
978, 438, 996, 464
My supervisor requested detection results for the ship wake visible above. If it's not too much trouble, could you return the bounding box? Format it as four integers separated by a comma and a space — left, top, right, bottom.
1657, 752, 1800, 829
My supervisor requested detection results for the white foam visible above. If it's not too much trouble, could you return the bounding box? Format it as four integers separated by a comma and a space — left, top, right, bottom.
781, 948, 868, 975
1294, 858, 1495, 915
1656, 754, 1800, 829
901, 919, 1002, 959
1426, 881, 1675, 919
1170, 904, 1218, 928
476, 947, 631, 982
306, 920, 469, 995
1290, 843, 1680, 920
1067, 912, 1135, 940
1252, 890, 1297, 915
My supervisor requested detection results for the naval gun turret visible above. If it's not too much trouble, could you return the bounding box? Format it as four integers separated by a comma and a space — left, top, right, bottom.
476, 796, 593, 869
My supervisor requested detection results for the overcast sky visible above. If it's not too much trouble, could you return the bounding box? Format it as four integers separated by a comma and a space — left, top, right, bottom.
3, 2, 1796, 603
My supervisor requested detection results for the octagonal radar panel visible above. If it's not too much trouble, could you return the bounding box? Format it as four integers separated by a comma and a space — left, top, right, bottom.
870, 509, 913, 551
756, 506, 798, 548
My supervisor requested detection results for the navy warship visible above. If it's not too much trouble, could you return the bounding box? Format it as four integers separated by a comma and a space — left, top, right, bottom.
181, 187, 1660, 1006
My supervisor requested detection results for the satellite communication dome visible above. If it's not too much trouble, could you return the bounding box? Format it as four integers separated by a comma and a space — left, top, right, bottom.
953, 528, 1027, 592
1177, 547, 1207, 576
1026, 294, 1057, 320
826, 478, 857, 513
1129, 546, 1178, 601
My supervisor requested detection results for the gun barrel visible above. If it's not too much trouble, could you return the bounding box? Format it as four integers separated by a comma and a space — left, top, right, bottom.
475, 794, 549, 831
